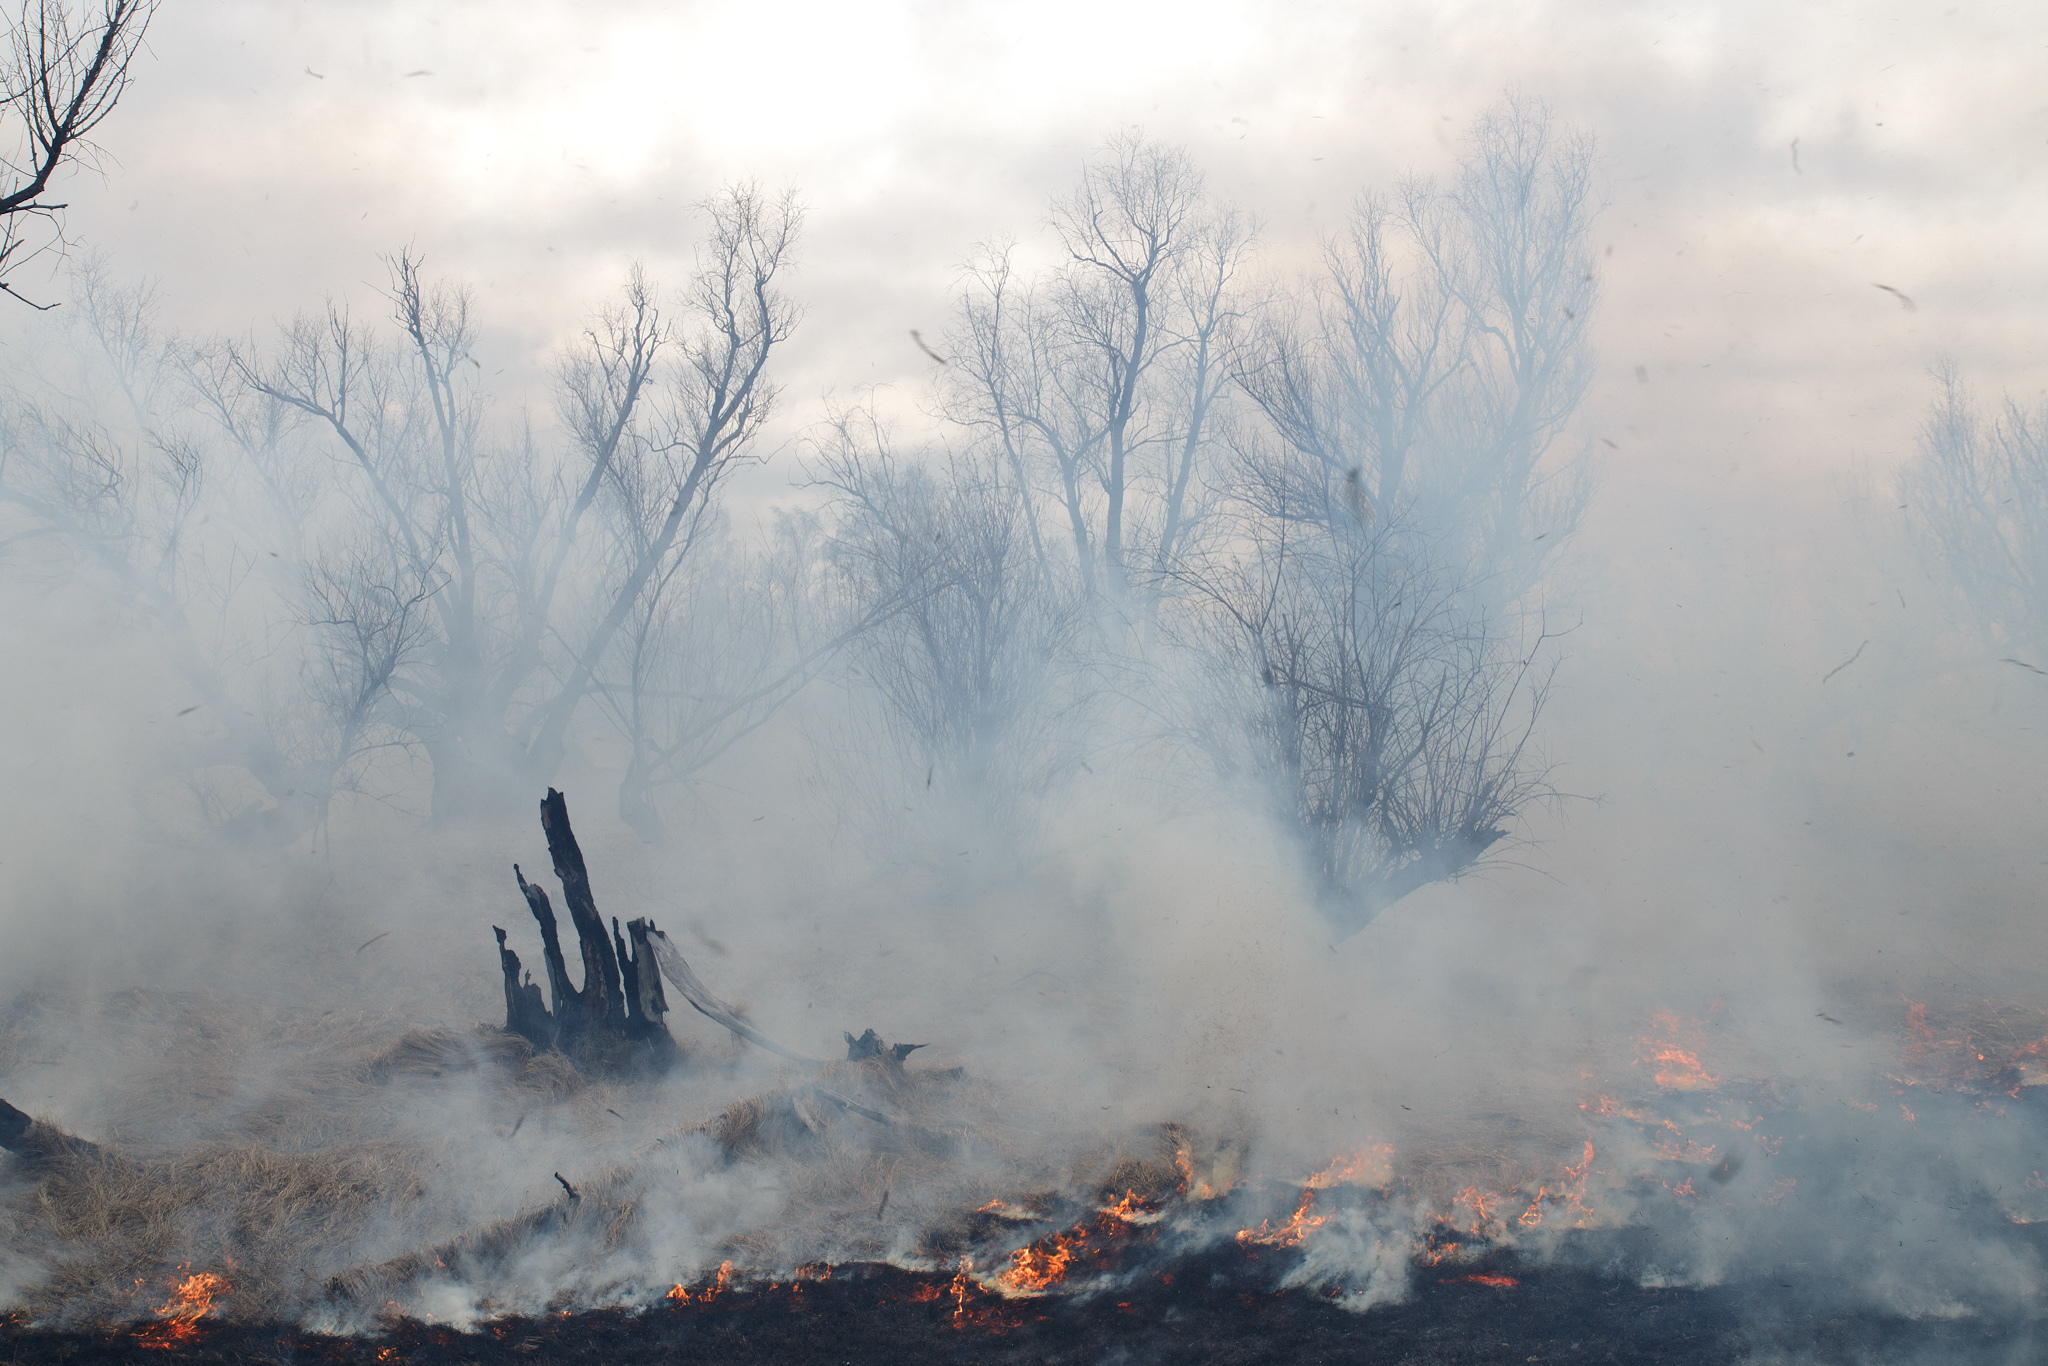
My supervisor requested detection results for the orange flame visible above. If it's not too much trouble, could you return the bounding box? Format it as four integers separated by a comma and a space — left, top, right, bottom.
666, 1259, 734, 1304
1304, 1144, 1394, 1190
996, 1229, 1083, 1292
1636, 1010, 1719, 1091
1445, 1273, 1519, 1288
950, 1256, 975, 1320
1236, 1190, 1327, 1248
1099, 1190, 1151, 1223
135, 1269, 230, 1349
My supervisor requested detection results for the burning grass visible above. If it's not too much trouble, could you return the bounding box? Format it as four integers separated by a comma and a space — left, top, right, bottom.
4, 975, 2048, 1341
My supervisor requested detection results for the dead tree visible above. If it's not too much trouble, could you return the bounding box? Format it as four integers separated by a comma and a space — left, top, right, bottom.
492, 787, 928, 1078
493, 788, 672, 1059
0, 0, 158, 306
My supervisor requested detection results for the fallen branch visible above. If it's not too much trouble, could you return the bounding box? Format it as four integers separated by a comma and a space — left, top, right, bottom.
643, 925, 825, 1064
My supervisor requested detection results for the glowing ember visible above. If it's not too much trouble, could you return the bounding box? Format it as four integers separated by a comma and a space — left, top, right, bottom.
134, 1269, 229, 1349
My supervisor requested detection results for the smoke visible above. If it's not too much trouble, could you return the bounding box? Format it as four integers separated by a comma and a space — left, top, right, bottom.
0, 0, 2043, 1349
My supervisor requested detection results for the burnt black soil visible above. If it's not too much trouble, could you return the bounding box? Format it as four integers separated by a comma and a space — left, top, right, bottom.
3, 1250, 2036, 1366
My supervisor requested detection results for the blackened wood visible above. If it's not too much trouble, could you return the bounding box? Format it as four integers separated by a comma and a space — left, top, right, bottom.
844, 1029, 926, 1067
538, 789, 624, 1027
612, 918, 641, 1030
515, 864, 581, 1028
625, 918, 669, 1026
643, 926, 823, 1063
494, 926, 555, 1048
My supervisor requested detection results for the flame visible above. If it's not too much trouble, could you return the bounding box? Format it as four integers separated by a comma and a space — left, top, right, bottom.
1444, 1273, 1519, 1288
1303, 1144, 1395, 1190
1636, 1010, 1719, 1091
1172, 1145, 1230, 1201
950, 1256, 975, 1320
1099, 1190, 1152, 1223
1452, 1185, 1500, 1236
135, 1269, 230, 1349
666, 1259, 734, 1304
996, 1228, 1083, 1292
1236, 1189, 1328, 1248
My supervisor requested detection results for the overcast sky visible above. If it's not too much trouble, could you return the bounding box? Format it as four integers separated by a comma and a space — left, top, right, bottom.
38, 0, 2042, 426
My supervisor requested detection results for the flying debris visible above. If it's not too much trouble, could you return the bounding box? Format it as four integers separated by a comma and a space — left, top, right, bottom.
910, 329, 950, 365
1821, 640, 1868, 683
1872, 283, 1917, 312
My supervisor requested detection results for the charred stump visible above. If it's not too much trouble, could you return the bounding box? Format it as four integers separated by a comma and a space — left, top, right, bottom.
494, 789, 672, 1065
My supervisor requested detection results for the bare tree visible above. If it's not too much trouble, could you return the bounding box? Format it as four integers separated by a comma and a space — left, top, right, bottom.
217, 185, 803, 827
1898, 363, 2048, 658
0, 267, 419, 842
812, 406, 1086, 831
1171, 437, 1561, 932
0, 0, 157, 305
943, 133, 1254, 614
1236, 95, 1599, 613
1, 187, 809, 841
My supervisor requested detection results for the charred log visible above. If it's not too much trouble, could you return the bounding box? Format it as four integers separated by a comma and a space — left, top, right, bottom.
617, 917, 669, 1040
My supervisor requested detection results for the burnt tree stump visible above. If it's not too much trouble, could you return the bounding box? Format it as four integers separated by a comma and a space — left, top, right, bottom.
494, 789, 673, 1064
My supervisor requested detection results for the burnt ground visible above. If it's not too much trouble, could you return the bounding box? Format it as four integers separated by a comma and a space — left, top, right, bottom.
3, 1248, 2036, 1366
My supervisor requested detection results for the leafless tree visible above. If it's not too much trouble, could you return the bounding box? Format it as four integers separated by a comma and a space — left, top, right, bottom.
1236, 95, 1599, 614
215, 185, 803, 827
0, 0, 156, 305
811, 406, 1086, 830
1, 187, 811, 841
0, 266, 417, 843
1171, 436, 1561, 931
943, 133, 1255, 614
1897, 363, 2048, 659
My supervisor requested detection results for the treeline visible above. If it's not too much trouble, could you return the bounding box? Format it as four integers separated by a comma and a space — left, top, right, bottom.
0, 98, 1601, 930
